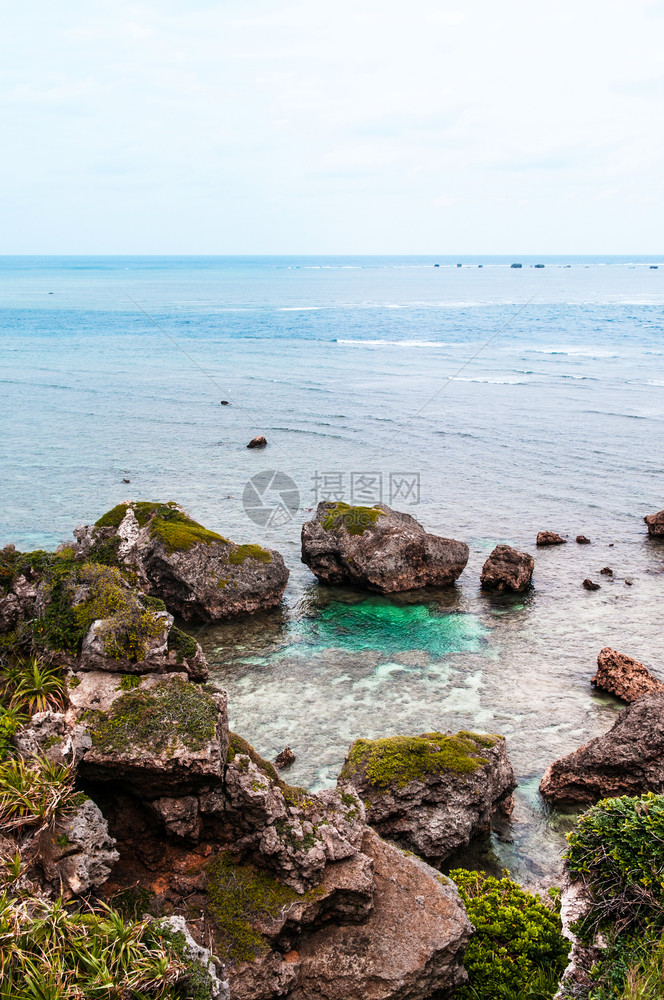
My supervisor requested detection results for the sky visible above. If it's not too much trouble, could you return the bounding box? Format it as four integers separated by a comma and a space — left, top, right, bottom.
1, 0, 663, 254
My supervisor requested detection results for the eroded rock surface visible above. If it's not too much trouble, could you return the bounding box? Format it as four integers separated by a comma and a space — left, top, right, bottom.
644, 509, 664, 537
338, 731, 516, 863
301, 502, 468, 593
540, 693, 664, 805
71, 501, 289, 622
591, 647, 664, 703
290, 829, 471, 1000
480, 544, 534, 593
537, 532, 566, 546
78, 675, 229, 799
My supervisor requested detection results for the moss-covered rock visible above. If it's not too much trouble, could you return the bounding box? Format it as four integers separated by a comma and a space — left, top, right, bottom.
79, 676, 228, 798
301, 501, 469, 593
338, 730, 516, 864
340, 731, 498, 789
206, 852, 300, 964
75, 501, 289, 623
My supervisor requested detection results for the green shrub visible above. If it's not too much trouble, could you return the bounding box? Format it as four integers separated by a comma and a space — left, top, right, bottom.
3, 656, 65, 714
0, 755, 76, 832
566, 793, 664, 935
0, 705, 26, 761
449, 869, 569, 1000
0, 892, 184, 999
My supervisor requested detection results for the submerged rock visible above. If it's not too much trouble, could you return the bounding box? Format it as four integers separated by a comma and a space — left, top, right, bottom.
537, 531, 566, 546
644, 509, 664, 536
71, 501, 289, 622
301, 502, 468, 593
338, 730, 516, 864
480, 544, 534, 593
591, 647, 664, 703
539, 692, 664, 805
247, 436, 267, 448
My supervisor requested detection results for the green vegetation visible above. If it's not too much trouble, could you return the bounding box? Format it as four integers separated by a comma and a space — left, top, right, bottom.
1, 656, 65, 714
321, 501, 385, 535
95, 500, 228, 554
449, 869, 569, 1000
566, 793, 664, 933
0, 755, 76, 833
27, 558, 164, 660
167, 626, 199, 664
119, 673, 142, 690
0, 705, 25, 761
90, 677, 218, 755
340, 731, 500, 790
206, 852, 298, 964
0, 891, 187, 999
227, 543, 272, 565
561, 793, 664, 999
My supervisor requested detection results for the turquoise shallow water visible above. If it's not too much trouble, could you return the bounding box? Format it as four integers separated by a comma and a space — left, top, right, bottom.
2, 254, 663, 882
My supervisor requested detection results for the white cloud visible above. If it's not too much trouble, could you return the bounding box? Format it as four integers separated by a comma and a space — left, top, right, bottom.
0, 0, 662, 252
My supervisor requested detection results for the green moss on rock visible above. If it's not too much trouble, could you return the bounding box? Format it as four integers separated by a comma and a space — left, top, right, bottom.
206, 852, 299, 964
321, 502, 385, 536
227, 543, 272, 565
94, 501, 229, 554
90, 676, 218, 755
226, 732, 312, 807
341, 731, 500, 790
167, 626, 199, 664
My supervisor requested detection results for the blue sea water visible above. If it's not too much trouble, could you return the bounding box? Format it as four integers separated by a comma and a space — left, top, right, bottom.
2, 254, 663, 881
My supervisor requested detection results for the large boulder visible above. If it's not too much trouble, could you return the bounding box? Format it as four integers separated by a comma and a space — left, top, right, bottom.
644, 509, 664, 537
540, 693, 664, 806
289, 829, 471, 1000
70, 501, 289, 622
301, 502, 468, 593
480, 544, 534, 593
338, 731, 516, 864
591, 647, 664, 703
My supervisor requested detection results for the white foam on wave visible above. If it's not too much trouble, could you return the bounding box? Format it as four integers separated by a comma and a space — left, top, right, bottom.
525, 347, 620, 358
335, 338, 455, 347
277, 306, 324, 311
449, 376, 527, 385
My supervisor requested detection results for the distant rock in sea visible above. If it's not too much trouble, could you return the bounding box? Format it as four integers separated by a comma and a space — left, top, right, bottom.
576, 535, 591, 544
644, 509, 664, 536
583, 578, 600, 591
480, 544, 534, 593
536, 531, 566, 546
247, 435, 267, 448
591, 647, 664, 703
510, 262, 522, 268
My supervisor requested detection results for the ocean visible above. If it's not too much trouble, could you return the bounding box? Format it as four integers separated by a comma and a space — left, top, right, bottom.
2, 254, 663, 881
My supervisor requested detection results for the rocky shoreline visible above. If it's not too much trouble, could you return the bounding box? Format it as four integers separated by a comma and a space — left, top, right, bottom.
1, 499, 663, 999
